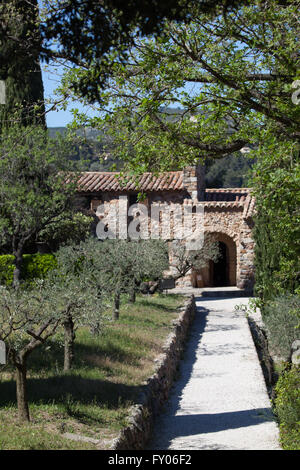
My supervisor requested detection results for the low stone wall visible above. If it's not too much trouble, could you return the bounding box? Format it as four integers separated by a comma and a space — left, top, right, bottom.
247, 309, 277, 398
110, 295, 196, 450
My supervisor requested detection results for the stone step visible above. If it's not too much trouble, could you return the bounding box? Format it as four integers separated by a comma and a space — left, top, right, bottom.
201, 288, 250, 298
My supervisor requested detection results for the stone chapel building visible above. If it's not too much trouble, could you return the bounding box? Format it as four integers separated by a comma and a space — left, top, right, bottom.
76, 165, 255, 292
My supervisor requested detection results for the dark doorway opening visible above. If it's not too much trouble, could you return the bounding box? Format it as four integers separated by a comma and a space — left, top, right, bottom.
213, 242, 228, 286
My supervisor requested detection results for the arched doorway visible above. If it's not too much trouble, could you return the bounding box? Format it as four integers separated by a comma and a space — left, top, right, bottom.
209, 235, 237, 287
192, 233, 237, 287
212, 241, 228, 286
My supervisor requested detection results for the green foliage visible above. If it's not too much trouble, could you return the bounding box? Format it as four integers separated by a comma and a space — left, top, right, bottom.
36, 0, 217, 100
0, 254, 57, 286
205, 154, 254, 188
0, 294, 182, 448
0, 0, 245, 105
274, 366, 300, 450
47, 127, 123, 171
0, 255, 14, 286
0, 281, 60, 355
0, 125, 83, 285
37, 212, 94, 250
252, 142, 300, 302
55, 238, 169, 297
22, 254, 57, 283
262, 294, 300, 361
0, 125, 79, 250
0, 248, 109, 419
50, 0, 299, 449
60, 0, 299, 303
46, 244, 110, 332
170, 239, 220, 280
63, 1, 299, 173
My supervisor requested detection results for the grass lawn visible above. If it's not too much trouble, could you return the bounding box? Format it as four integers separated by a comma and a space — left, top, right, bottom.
0, 293, 184, 450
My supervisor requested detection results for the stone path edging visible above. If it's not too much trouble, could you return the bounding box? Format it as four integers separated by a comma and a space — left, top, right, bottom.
110, 296, 196, 450
148, 297, 281, 450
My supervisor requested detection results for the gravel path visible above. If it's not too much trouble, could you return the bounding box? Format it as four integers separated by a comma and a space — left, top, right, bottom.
148, 297, 281, 450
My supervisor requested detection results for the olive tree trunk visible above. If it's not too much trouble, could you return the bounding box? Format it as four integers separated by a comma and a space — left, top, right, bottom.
129, 279, 136, 303
15, 362, 30, 422
9, 319, 60, 422
114, 291, 120, 320
129, 288, 136, 303
64, 314, 75, 371
13, 250, 23, 288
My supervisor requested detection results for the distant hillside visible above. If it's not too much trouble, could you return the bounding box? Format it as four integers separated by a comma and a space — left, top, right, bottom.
205, 154, 254, 188
48, 127, 105, 141
48, 126, 120, 171
48, 125, 254, 187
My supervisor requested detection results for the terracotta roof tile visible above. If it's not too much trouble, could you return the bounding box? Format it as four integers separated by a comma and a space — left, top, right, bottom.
77, 171, 184, 192
77, 172, 253, 204
204, 188, 251, 202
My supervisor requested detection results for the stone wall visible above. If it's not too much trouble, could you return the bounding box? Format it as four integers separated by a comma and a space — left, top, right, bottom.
203, 205, 254, 291
88, 191, 255, 290
110, 296, 196, 450
238, 217, 255, 290
183, 164, 205, 200
82, 179, 255, 291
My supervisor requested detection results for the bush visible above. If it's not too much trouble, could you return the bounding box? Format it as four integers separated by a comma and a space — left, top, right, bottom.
274, 366, 300, 450
0, 253, 57, 286
22, 254, 57, 282
252, 143, 300, 303
262, 294, 300, 361
37, 212, 94, 251
0, 255, 15, 286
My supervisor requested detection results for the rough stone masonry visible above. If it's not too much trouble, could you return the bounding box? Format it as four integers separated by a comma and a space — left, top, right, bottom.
76, 164, 255, 292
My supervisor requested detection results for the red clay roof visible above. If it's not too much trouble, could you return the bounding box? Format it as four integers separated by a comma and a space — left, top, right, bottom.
205, 188, 251, 202
77, 171, 252, 203
77, 171, 184, 192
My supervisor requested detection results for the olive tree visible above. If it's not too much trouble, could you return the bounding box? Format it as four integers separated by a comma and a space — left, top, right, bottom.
0, 125, 81, 287
37, 212, 94, 252
0, 269, 108, 422
62, 238, 169, 320
47, 244, 109, 371
170, 239, 220, 280
130, 239, 170, 301
0, 283, 61, 422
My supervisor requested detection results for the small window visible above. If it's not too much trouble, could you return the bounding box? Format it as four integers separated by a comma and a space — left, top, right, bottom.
129, 193, 138, 206
91, 198, 102, 212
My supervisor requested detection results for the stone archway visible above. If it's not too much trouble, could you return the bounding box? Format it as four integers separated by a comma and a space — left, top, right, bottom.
192, 232, 237, 287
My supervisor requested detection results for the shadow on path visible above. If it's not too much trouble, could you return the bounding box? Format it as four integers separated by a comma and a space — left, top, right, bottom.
149, 407, 275, 449
148, 296, 276, 450
174, 299, 210, 386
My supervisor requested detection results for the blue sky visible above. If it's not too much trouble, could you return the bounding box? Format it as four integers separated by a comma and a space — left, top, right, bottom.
39, 0, 78, 128
42, 68, 70, 127
43, 66, 96, 128
42, 59, 100, 128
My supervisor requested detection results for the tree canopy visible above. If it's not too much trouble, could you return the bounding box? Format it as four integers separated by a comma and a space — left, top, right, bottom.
0, 126, 81, 285
0, 0, 45, 127
60, 0, 299, 303
61, 0, 299, 173
0, 0, 249, 103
